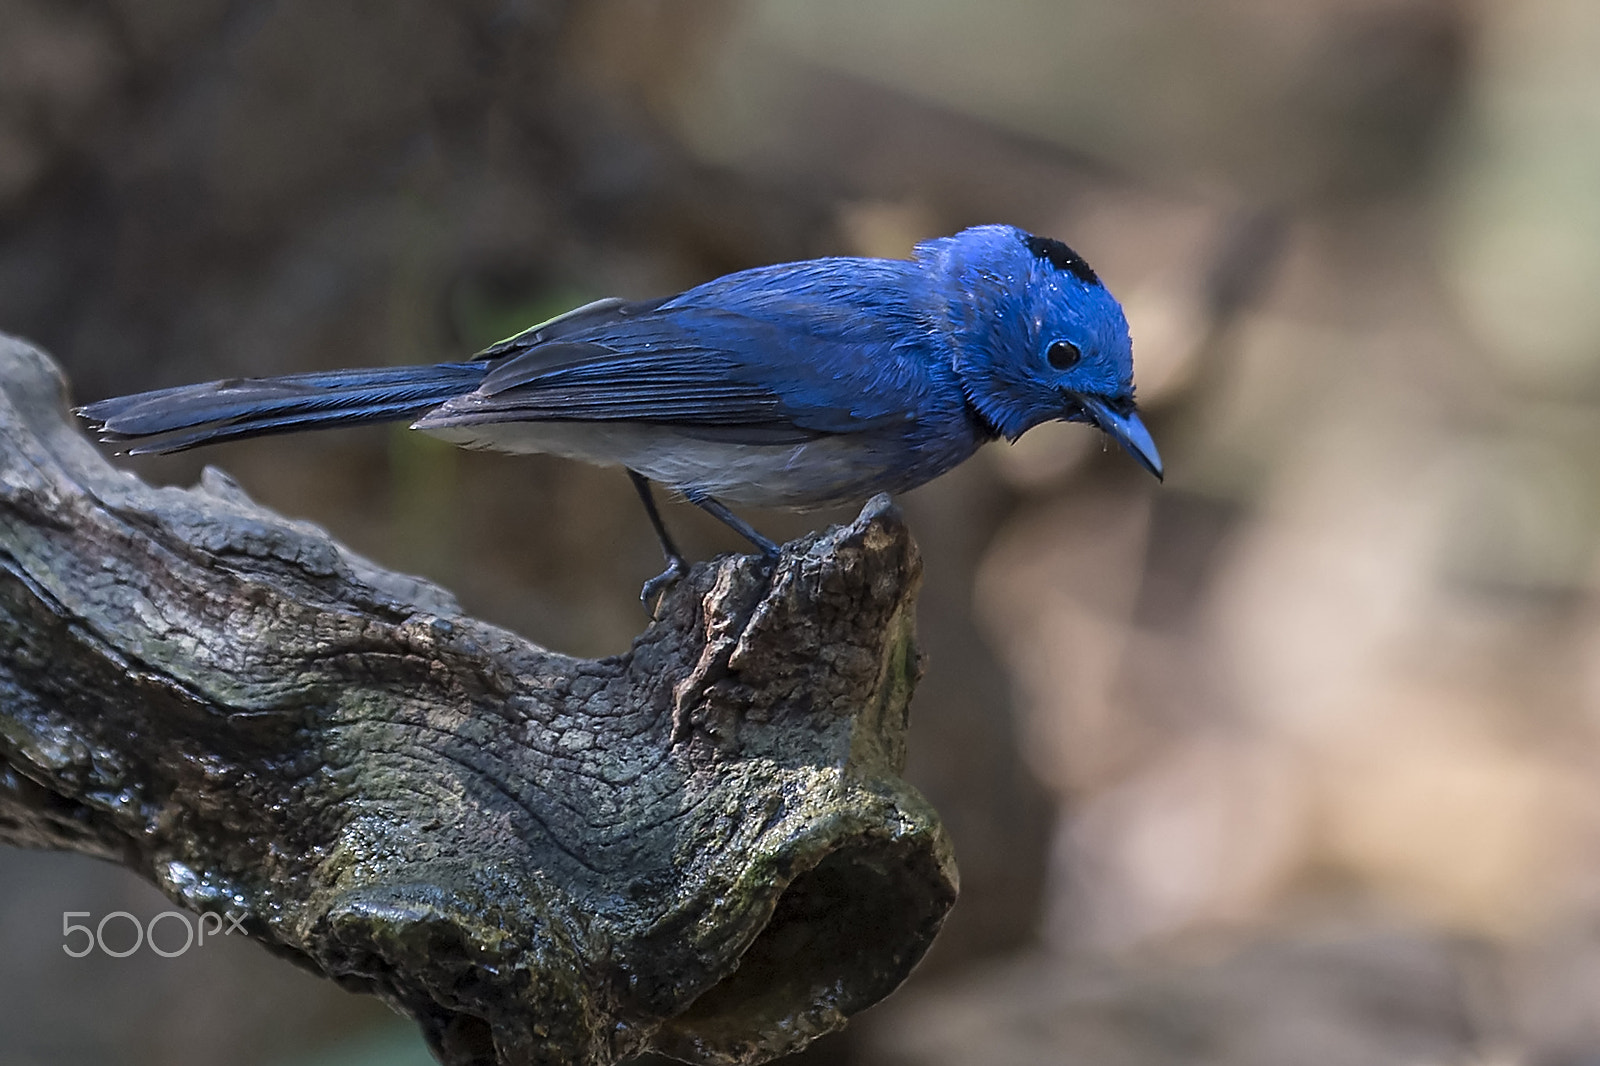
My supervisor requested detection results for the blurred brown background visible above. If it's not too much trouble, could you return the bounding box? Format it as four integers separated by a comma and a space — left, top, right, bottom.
4, 0, 1600, 1063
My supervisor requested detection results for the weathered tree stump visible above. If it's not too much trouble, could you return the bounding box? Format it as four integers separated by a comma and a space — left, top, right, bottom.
0, 334, 957, 1065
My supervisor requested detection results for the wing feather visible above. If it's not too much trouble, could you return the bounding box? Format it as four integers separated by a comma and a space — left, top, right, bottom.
419, 272, 942, 440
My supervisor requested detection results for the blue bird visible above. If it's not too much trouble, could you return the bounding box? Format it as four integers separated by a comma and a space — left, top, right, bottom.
78, 224, 1162, 605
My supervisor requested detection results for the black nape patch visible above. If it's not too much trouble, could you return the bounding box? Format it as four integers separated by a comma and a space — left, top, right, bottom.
1022, 233, 1100, 286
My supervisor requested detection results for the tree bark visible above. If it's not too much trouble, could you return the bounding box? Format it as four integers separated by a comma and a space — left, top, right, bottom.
0, 334, 957, 1066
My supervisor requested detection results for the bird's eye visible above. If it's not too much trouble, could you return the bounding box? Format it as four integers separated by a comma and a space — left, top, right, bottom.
1047, 340, 1082, 370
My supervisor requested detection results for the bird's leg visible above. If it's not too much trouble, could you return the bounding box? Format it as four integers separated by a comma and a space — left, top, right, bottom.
685, 491, 781, 558
629, 471, 687, 613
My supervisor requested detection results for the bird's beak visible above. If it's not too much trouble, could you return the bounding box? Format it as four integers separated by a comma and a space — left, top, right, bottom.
1076, 396, 1164, 481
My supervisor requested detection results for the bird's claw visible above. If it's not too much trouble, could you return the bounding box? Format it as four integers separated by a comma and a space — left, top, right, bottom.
639, 555, 689, 617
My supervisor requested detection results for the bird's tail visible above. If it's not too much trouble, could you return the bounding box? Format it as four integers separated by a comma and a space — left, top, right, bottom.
76, 361, 491, 454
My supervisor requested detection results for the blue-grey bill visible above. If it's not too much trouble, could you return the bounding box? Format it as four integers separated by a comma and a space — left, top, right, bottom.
1078, 396, 1164, 481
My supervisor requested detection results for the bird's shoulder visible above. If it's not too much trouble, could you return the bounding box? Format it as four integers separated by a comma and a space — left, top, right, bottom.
478, 256, 947, 385
659, 255, 930, 335
422, 254, 963, 438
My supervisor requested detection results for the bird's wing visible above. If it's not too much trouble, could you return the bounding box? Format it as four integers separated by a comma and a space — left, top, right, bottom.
475, 297, 648, 360
418, 269, 939, 441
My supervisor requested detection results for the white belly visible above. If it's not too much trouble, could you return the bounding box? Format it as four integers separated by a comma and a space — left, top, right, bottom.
418, 420, 906, 509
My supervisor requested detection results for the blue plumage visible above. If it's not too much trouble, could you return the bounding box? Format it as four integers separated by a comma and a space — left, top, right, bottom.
77, 224, 1161, 602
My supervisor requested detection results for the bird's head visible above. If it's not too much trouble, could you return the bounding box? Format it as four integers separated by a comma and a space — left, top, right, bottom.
922, 225, 1162, 480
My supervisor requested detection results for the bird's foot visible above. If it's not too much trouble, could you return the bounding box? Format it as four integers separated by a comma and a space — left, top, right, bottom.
640, 555, 689, 618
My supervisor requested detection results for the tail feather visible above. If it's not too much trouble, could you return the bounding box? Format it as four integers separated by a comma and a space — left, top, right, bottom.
77, 362, 490, 454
